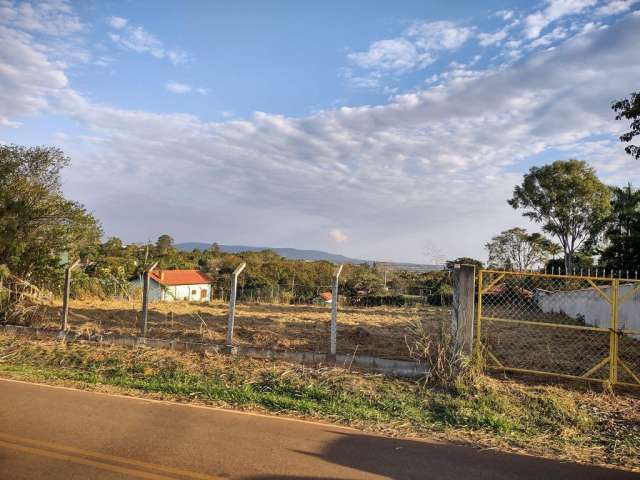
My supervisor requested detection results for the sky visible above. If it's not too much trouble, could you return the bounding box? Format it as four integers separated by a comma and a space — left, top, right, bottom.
1, 0, 640, 264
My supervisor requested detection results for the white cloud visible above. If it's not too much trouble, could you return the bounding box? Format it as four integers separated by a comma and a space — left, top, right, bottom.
167, 49, 192, 65
165, 82, 207, 95
165, 82, 192, 94
94, 56, 114, 67
524, 0, 598, 39
106, 20, 190, 65
106, 16, 127, 30
499, 10, 515, 20
0, 2, 73, 126
595, 0, 640, 16
346, 20, 471, 85
329, 229, 348, 243
526, 26, 568, 48
478, 28, 509, 46
406, 21, 472, 50
3, 0, 84, 36
109, 26, 164, 58
348, 38, 434, 73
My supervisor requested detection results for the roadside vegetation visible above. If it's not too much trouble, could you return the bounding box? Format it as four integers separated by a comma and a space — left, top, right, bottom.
0, 332, 638, 472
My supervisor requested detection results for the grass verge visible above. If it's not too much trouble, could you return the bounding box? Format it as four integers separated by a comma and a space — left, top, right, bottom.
0, 332, 638, 472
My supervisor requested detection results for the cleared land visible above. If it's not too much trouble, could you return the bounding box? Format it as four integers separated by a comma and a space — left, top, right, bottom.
24, 299, 450, 360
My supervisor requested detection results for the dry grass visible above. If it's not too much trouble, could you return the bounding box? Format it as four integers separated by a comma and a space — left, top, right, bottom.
23, 298, 451, 360
0, 332, 638, 472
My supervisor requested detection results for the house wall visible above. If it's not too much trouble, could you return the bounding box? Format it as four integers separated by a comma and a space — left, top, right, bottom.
129, 279, 211, 302
535, 283, 640, 335
129, 277, 163, 301
162, 283, 211, 302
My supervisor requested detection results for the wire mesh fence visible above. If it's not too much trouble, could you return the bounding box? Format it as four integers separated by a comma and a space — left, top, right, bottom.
478, 270, 640, 387
1, 270, 455, 362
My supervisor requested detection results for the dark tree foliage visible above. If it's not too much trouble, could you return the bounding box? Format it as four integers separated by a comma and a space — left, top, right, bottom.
0, 145, 101, 286
612, 92, 640, 159
599, 184, 640, 270
444, 257, 484, 270
156, 234, 174, 255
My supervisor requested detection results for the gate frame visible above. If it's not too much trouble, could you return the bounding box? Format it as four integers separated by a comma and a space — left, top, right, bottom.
475, 269, 640, 388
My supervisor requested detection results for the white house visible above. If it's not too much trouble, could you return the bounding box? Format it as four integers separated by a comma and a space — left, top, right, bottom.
132, 269, 213, 302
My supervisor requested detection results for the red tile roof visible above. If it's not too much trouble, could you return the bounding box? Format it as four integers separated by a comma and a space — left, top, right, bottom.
150, 269, 213, 286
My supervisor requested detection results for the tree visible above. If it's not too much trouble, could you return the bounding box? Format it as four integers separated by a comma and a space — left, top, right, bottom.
0, 145, 101, 285
485, 228, 552, 271
509, 160, 611, 273
599, 183, 640, 270
612, 92, 640, 159
156, 234, 174, 255
102, 237, 124, 257
444, 257, 484, 270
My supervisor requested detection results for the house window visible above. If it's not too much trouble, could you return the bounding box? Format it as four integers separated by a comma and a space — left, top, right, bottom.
191, 289, 197, 296
200, 289, 207, 299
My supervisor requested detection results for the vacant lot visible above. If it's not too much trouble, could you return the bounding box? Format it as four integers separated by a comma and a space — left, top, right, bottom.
25, 299, 450, 360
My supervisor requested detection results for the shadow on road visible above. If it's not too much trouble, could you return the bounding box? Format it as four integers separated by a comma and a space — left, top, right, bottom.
244, 429, 638, 480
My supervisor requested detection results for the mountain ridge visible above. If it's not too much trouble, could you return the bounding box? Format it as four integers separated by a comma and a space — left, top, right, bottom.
174, 242, 441, 271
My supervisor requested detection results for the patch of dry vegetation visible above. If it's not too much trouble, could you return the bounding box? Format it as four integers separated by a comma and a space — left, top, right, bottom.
0, 332, 638, 472
23, 298, 450, 360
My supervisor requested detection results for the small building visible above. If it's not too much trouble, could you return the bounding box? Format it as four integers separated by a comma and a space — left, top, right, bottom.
132, 269, 213, 302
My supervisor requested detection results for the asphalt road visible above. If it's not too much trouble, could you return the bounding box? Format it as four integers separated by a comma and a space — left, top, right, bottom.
0, 378, 637, 480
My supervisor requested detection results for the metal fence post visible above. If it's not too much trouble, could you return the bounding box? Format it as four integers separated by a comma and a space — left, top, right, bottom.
609, 278, 619, 385
452, 264, 476, 355
226, 262, 247, 351
329, 264, 344, 358
140, 261, 158, 337
61, 259, 81, 331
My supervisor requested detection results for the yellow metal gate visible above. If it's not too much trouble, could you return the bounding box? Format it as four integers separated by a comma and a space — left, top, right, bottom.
476, 270, 640, 388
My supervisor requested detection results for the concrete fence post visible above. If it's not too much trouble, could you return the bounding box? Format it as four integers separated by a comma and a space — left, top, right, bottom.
452, 264, 476, 355
140, 261, 158, 338
226, 262, 246, 352
60, 259, 81, 331
329, 264, 344, 358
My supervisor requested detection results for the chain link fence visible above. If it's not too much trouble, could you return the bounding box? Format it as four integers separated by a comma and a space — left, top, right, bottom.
478, 270, 640, 387
2, 269, 454, 362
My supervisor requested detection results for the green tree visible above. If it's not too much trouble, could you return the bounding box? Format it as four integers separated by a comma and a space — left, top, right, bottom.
0, 145, 101, 285
485, 228, 553, 271
102, 237, 124, 257
444, 257, 484, 270
156, 234, 174, 256
509, 160, 611, 273
612, 92, 640, 159
599, 183, 640, 269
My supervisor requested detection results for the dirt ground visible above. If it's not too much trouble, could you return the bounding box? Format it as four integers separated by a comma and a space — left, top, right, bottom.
26, 299, 450, 360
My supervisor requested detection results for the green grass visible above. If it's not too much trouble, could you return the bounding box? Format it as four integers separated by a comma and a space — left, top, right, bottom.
0, 333, 638, 471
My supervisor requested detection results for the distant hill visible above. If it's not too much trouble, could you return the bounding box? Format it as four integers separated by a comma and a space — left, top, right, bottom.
174, 242, 442, 272
175, 242, 369, 264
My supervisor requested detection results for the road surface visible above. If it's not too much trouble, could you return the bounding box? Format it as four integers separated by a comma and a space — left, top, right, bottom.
0, 378, 636, 479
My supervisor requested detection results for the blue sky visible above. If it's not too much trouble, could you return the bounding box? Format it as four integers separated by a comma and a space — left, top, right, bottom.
1, 0, 640, 263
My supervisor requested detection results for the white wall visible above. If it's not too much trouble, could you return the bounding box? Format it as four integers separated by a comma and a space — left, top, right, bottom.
535, 283, 640, 333
161, 283, 211, 302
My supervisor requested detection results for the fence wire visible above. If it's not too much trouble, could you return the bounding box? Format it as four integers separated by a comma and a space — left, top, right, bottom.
478, 270, 640, 387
